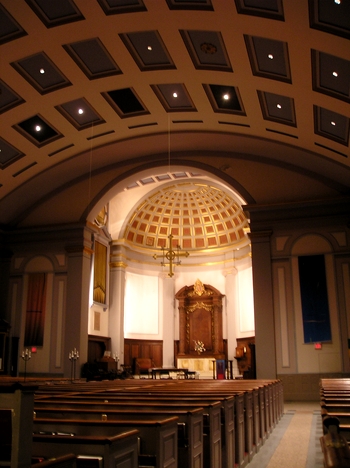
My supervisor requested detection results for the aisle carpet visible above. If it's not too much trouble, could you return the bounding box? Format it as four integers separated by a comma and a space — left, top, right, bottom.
247, 402, 323, 468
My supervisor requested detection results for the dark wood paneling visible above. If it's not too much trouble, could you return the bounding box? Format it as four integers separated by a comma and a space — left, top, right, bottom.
235, 337, 256, 379
88, 335, 110, 363
124, 339, 163, 368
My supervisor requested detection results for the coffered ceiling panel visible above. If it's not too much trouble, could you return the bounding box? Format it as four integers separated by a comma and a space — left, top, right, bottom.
63, 38, 122, 79
25, 0, 84, 27
0, 0, 349, 227
180, 30, 232, 71
0, 3, 27, 44
234, 0, 284, 20
11, 52, 71, 94
119, 31, 176, 70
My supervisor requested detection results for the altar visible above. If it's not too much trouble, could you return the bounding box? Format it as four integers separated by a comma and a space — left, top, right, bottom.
177, 358, 214, 378
175, 280, 226, 378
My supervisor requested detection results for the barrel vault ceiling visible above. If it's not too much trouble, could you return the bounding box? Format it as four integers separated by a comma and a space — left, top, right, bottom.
0, 0, 349, 230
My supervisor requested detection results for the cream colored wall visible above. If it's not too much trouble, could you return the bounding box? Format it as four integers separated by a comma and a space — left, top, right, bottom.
124, 272, 161, 340
88, 303, 109, 337
101, 252, 254, 368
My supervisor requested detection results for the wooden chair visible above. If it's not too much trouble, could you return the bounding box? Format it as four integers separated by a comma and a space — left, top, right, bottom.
134, 358, 154, 378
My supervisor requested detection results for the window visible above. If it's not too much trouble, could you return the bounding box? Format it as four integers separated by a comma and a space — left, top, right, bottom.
298, 254, 331, 343
24, 273, 46, 346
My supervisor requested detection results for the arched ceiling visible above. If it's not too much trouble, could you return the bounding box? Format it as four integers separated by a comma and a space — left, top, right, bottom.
121, 181, 249, 251
0, 0, 349, 229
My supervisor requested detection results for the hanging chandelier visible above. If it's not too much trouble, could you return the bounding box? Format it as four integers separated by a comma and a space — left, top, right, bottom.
153, 233, 189, 277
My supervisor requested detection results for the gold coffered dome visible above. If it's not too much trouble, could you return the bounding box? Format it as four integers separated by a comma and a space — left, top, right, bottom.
123, 182, 249, 251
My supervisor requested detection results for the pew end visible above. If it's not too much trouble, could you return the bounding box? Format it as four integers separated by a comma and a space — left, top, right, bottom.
320, 416, 350, 468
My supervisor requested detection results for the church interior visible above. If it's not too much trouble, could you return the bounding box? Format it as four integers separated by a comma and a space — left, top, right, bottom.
0, 0, 350, 405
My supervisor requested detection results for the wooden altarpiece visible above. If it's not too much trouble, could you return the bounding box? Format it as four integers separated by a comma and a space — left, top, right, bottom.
175, 279, 225, 359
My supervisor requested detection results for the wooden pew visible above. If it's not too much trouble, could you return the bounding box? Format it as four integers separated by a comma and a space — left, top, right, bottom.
102, 380, 265, 463
33, 402, 222, 468
33, 416, 178, 468
31, 453, 77, 468
36, 383, 251, 467
319, 378, 350, 467
34, 406, 204, 468
32, 431, 139, 468
320, 416, 350, 468
34, 395, 234, 468
34, 377, 282, 468
0, 408, 12, 466
35, 394, 232, 467
35, 377, 282, 465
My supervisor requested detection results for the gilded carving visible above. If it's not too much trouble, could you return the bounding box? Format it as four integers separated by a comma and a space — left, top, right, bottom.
186, 302, 213, 313
188, 279, 213, 297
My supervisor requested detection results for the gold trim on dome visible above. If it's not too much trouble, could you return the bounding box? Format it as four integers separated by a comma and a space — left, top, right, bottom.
109, 261, 127, 269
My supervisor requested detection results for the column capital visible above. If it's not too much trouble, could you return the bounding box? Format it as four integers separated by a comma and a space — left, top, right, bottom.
248, 230, 273, 243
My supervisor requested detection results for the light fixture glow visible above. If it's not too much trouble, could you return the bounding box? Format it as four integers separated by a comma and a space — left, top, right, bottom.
173, 92, 178, 98
78, 108, 84, 114
35, 125, 41, 132
334, 0, 341, 5
333, 71, 338, 77
277, 104, 282, 109
147, 45, 152, 51
331, 121, 336, 126
39, 68, 45, 74
268, 54, 274, 60
223, 94, 229, 100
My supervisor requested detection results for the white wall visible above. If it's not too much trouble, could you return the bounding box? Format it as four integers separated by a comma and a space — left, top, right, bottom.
124, 272, 161, 339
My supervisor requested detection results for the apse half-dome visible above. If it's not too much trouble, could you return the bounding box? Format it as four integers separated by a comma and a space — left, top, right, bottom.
122, 181, 249, 251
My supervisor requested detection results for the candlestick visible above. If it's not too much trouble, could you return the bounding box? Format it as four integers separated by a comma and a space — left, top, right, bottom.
21, 348, 32, 382
69, 348, 79, 381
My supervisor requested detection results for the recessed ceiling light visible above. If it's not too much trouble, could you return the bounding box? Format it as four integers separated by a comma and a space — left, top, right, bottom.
78, 108, 84, 114
268, 54, 274, 60
333, 71, 338, 77
35, 125, 41, 131
147, 46, 152, 51
334, 0, 341, 5
277, 104, 282, 109
39, 68, 45, 74
223, 94, 229, 100
173, 92, 178, 98
331, 121, 336, 126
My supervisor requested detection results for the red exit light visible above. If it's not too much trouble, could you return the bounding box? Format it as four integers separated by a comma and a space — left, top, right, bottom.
314, 343, 322, 350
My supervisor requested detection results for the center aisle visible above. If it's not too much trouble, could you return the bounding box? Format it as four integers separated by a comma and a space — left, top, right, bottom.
247, 402, 323, 468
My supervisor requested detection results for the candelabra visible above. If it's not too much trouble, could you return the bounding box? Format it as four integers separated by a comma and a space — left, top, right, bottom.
69, 348, 79, 382
21, 348, 32, 382
113, 353, 120, 371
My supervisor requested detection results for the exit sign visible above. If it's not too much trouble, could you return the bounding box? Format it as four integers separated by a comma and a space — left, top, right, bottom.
314, 343, 322, 350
